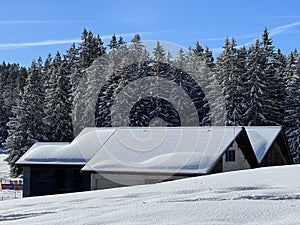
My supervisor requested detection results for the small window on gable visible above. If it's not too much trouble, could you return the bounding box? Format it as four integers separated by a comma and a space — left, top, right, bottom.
225, 149, 235, 161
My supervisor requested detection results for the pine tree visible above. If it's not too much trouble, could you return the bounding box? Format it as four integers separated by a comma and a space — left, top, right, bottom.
23, 61, 47, 142
284, 50, 300, 163
202, 46, 226, 125
16, 67, 28, 94
71, 29, 106, 132
66, 43, 80, 93
153, 41, 166, 62
193, 41, 204, 59
0, 63, 28, 148
79, 29, 106, 69
216, 37, 243, 125
109, 34, 118, 50
4, 60, 47, 176
2, 64, 19, 118
260, 28, 285, 125
80, 53, 110, 132
0, 94, 7, 147
4, 95, 28, 176
236, 46, 249, 126
43, 54, 53, 89
45, 52, 74, 142
203, 46, 214, 68
244, 39, 265, 125
130, 34, 143, 51
129, 34, 149, 63
117, 36, 126, 47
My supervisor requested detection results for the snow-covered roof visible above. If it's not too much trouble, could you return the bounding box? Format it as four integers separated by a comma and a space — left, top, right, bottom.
17, 127, 117, 165
82, 127, 244, 174
17, 126, 285, 169
245, 126, 282, 163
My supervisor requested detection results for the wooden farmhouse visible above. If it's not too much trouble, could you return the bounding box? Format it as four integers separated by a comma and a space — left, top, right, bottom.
17, 126, 292, 197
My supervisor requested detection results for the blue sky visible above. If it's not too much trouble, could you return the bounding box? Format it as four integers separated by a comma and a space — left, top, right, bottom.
1, 0, 300, 67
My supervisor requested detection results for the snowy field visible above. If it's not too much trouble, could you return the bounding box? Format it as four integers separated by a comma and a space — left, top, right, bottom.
0, 153, 22, 201
1, 165, 300, 224
0, 153, 9, 185
0, 152, 9, 179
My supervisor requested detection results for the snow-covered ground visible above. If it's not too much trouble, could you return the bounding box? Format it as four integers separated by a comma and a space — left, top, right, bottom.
1, 165, 300, 224
0, 153, 22, 201
0, 153, 9, 179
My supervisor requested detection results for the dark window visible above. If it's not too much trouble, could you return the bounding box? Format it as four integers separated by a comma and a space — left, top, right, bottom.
225, 150, 235, 161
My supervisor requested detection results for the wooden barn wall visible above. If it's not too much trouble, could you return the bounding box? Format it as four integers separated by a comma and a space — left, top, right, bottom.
25, 165, 90, 197
261, 141, 288, 167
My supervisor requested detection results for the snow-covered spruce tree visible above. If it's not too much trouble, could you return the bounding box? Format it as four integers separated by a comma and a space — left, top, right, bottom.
79, 29, 106, 69
128, 34, 150, 64
0, 94, 7, 147
203, 46, 214, 69
260, 29, 286, 126
284, 50, 300, 163
80, 54, 109, 131
184, 44, 211, 125
150, 41, 171, 126
236, 46, 249, 126
45, 52, 74, 142
4, 60, 47, 176
16, 67, 28, 95
244, 39, 266, 125
2, 63, 23, 121
117, 36, 126, 47
201, 45, 227, 126
0, 64, 28, 148
0, 68, 7, 147
21, 60, 47, 144
72, 72, 88, 133
43, 53, 53, 90
4, 95, 28, 176
66, 43, 80, 97
216, 37, 244, 125
193, 41, 205, 60
130, 34, 144, 54
95, 36, 136, 127
72, 30, 106, 133
72, 29, 106, 96
243, 30, 285, 127
2, 64, 17, 114
109, 34, 118, 50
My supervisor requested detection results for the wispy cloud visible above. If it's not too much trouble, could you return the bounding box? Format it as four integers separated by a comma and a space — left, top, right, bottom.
259, 16, 300, 20
269, 21, 300, 36
0, 20, 92, 24
198, 33, 258, 42
0, 39, 81, 49
0, 31, 151, 50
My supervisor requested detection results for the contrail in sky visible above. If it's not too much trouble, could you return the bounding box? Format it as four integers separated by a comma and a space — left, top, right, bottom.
0, 32, 151, 49
269, 21, 300, 36
0, 20, 91, 24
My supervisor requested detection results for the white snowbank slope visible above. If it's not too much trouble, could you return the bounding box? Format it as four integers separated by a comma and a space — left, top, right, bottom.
1, 165, 300, 225
0, 153, 9, 179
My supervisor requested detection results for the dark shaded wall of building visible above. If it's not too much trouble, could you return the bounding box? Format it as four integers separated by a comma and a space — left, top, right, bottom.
22, 165, 90, 197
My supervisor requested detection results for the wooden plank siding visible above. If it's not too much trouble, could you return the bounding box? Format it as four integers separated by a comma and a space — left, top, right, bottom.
260, 131, 292, 167
23, 165, 90, 197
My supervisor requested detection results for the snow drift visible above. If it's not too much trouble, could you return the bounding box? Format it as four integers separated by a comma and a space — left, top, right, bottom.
1, 165, 300, 224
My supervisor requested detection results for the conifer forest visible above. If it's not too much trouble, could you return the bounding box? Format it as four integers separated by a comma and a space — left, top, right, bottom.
1, 28, 300, 176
